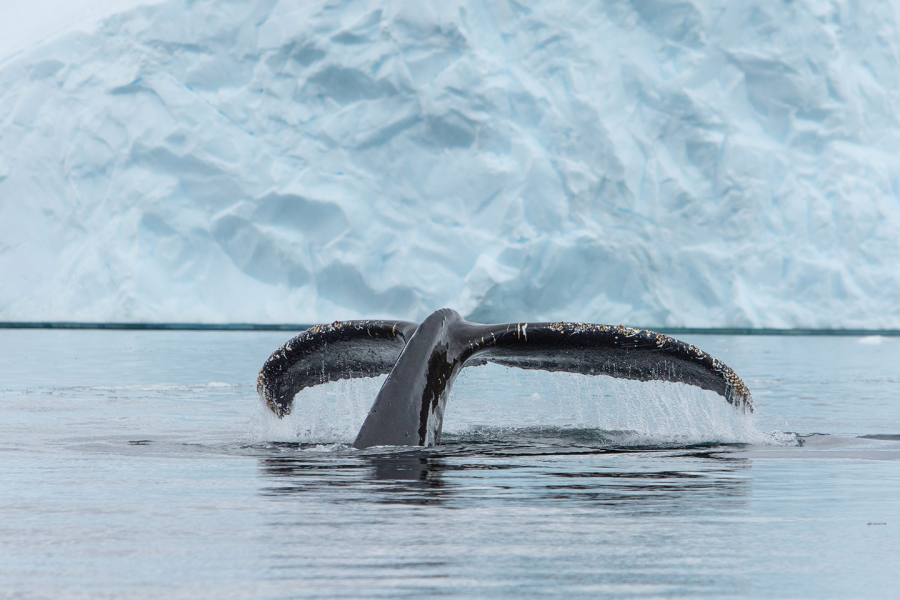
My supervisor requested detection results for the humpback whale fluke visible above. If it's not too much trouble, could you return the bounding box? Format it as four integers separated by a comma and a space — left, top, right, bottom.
257, 309, 752, 449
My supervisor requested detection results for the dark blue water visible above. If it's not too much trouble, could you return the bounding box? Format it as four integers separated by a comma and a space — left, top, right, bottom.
1, 330, 898, 598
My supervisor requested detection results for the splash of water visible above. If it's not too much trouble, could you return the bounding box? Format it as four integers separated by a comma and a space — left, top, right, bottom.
448, 365, 791, 446
250, 375, 386, 443
249, 364, 791, 446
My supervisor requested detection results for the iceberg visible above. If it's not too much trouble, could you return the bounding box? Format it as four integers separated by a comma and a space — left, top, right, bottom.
1, 0, 898, 327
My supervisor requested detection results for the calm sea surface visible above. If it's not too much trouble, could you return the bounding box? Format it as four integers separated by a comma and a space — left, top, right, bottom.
1, 330, 898, 599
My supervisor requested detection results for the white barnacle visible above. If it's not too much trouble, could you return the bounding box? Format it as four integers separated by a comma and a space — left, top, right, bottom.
523, 323, 528, 341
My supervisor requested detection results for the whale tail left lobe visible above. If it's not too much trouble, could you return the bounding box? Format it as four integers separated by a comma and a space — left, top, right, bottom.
256, 319, 417, 418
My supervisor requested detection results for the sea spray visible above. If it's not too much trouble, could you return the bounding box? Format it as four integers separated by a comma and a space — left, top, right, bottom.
250, 375, 387, 444
447, 364, 791, 445
250, 363, 791, 446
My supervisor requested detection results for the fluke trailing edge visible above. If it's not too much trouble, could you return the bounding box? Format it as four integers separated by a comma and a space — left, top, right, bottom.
257, 309, 753, 449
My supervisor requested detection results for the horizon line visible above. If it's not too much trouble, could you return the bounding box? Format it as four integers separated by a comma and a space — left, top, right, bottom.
1, 321, 898, 336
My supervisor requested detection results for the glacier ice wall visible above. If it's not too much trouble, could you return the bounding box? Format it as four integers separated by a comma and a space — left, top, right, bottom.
1, 0, 899, 326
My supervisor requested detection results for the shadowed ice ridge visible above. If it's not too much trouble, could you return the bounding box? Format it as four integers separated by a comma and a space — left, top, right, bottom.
250, 364, 787, 447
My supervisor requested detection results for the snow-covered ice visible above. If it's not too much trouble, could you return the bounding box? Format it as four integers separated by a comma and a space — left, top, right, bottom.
1, 0, 898, 327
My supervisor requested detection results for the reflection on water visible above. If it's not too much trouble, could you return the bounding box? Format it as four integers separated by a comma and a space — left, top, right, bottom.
256, 438, 751, 515
251, 440, 767, 598
260, 450, 450, 505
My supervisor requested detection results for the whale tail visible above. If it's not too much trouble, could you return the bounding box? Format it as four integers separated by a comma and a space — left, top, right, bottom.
256, 319, 419, 418
257, 309, 753, 449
